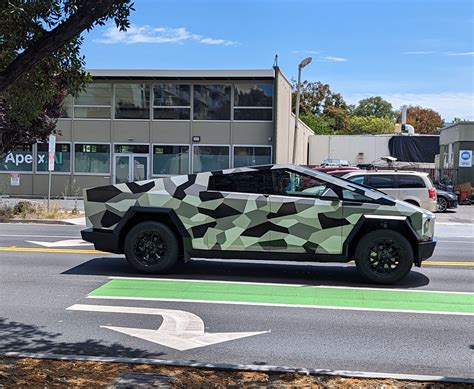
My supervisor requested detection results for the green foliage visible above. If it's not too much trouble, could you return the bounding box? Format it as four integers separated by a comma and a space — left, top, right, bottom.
300, 114, 334, 135
349, 116, 394, 134
292, 80, 348, 116
0, 0, 134, 153
352, 96, 394, 119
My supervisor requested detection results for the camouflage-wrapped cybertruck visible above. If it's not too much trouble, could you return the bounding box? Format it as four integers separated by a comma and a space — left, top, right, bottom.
82, 164, 436, 284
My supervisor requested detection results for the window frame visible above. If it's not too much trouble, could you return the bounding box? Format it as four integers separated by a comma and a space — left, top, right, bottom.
113, 83, 151, 121
192, 144, 231, 173
73, 83, 112, 120
0, 145, 35, 174
192, 84, 232, 121
397, 174, 427, 189
35, 142, 72, 175
151, 143, 191, 176
232, 144, 273, 168
233, 83, 273, 122
207, 169, 275, 195
73, 142, 112, 176
152, 83, 192, 121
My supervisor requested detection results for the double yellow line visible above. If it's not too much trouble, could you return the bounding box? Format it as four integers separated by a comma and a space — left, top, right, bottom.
0, 246, 472, 267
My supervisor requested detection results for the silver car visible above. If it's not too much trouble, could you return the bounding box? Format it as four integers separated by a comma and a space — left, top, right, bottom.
343, 171, 438, 213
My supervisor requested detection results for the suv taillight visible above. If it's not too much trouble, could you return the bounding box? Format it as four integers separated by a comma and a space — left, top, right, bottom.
428, 188, 436, 199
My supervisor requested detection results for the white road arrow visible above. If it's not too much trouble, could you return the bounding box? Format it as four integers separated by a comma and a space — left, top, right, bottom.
27, 239, 92, 247
67, 304, 269, 351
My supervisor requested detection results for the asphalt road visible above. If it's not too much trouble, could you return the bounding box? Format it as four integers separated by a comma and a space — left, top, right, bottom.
0, 220, 473, 379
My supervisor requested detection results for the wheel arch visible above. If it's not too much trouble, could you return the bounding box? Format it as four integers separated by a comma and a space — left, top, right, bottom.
114, 206, 191, 259
344, 215, 421, 266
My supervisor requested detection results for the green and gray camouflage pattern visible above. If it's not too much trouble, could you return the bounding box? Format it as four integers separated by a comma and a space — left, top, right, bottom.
84, 164, 435, 255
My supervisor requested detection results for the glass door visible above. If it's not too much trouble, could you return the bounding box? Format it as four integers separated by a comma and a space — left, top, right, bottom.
114, 154, 149, 184
114, 155, 131, 184
133, 155, 148, 181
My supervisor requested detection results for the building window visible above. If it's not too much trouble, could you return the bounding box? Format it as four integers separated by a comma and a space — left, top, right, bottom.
0, 145, 33, 172
153, 84, 190, 120
74, 144, 110, 173
115, 84, 150, 119
233, 146, 271, 167
74, 83, 111, 119
114, 144, 149, 154
60, 95, 73, 118
193, 85, 231, 120
153, 145, 190, 175
193, 145, 229, 173
234, 84, 273, 121
37, 143, 71, 172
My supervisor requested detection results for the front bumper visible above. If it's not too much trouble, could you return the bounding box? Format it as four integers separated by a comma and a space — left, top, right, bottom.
417, 238, 437, 263
81, 227, 121, 253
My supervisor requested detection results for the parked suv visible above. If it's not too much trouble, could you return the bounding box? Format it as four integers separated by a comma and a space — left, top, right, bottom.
342, 171, 438, 213
82, 164, 436, 284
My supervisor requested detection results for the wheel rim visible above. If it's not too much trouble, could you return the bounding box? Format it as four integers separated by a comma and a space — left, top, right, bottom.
133, 231, 166, 266
437, 198, 447, 212
367, 239, 402, 276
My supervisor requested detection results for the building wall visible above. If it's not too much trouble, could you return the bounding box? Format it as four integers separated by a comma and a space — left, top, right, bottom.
308, 135, 391, 165
0, 73, 289, 197
274, 67, 312, 165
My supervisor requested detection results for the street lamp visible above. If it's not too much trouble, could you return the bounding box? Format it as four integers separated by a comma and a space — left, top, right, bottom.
292, 57, 312, 164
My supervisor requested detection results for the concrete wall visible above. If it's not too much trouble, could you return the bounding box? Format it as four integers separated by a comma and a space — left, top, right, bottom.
308, 135, 391, 165
274, 67, 312, 165
439, 122, 474, 145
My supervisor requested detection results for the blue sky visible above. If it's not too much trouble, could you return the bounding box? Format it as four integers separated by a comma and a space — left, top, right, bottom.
82, 0, 474, 120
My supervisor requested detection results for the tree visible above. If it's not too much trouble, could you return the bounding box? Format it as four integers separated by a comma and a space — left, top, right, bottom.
292, 80, 348, 116
352, 96, 394, 120
396, 105, 443, 134
0, 0, 134, 153
300, 113, 334, 135
349, 116, 395, 135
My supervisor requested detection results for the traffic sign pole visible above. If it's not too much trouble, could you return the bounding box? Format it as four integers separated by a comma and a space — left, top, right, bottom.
47, 134, 56, 210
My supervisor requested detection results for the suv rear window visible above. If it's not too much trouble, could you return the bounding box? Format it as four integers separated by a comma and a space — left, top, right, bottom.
366, 175, 395, 188
398, 175, 426, 188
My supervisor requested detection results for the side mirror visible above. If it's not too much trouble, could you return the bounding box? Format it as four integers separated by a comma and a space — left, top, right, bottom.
320, 188, 340, 201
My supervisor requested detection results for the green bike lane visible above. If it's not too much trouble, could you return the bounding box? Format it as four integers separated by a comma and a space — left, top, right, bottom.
88, 277, 474, 316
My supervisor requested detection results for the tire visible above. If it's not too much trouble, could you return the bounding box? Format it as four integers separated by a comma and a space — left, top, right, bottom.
124, 221, 179, 274
437, 197, 448, 213
355, 229, 414, 285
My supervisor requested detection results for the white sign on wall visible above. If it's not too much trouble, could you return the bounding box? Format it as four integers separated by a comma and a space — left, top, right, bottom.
10, 173, 20, 186
459, 150, 472, 167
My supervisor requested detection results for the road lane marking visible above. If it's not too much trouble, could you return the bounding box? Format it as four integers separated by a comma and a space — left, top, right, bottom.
109, 276, 474, 294
88, 279, 474, 315
0, 246, 105, 254
27, 239, 92, 247
0, 234, 79, 238
67, 304, 268, 350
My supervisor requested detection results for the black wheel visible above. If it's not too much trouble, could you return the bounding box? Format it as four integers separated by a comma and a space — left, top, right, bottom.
124, 221, 179, 273
355, 229, 414, 284
437, 197, 448, 213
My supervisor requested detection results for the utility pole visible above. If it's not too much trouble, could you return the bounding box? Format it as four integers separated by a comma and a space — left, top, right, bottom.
292, 57, 312, 164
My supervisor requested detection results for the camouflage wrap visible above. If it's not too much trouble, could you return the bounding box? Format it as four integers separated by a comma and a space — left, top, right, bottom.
84, 164, 435, 255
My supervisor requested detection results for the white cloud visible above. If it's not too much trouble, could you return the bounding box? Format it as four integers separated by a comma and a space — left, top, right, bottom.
316, 56, 348, 62
291, 50, 320, 54
345, 92, 474, 121
402, 51, 436, 55
445, 51, 474, 56
94, 24, 238, 46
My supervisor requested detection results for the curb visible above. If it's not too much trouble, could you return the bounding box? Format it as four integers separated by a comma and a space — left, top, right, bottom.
3, 352, 473, 384
0, 218, 78, 225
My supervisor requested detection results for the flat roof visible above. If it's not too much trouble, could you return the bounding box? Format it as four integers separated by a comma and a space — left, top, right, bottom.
88, 69, 275, 81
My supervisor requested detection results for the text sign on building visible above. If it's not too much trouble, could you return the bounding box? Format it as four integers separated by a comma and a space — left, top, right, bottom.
48, 134, 56, 171
459, 150, 472, 168
10, 173, 20, 186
